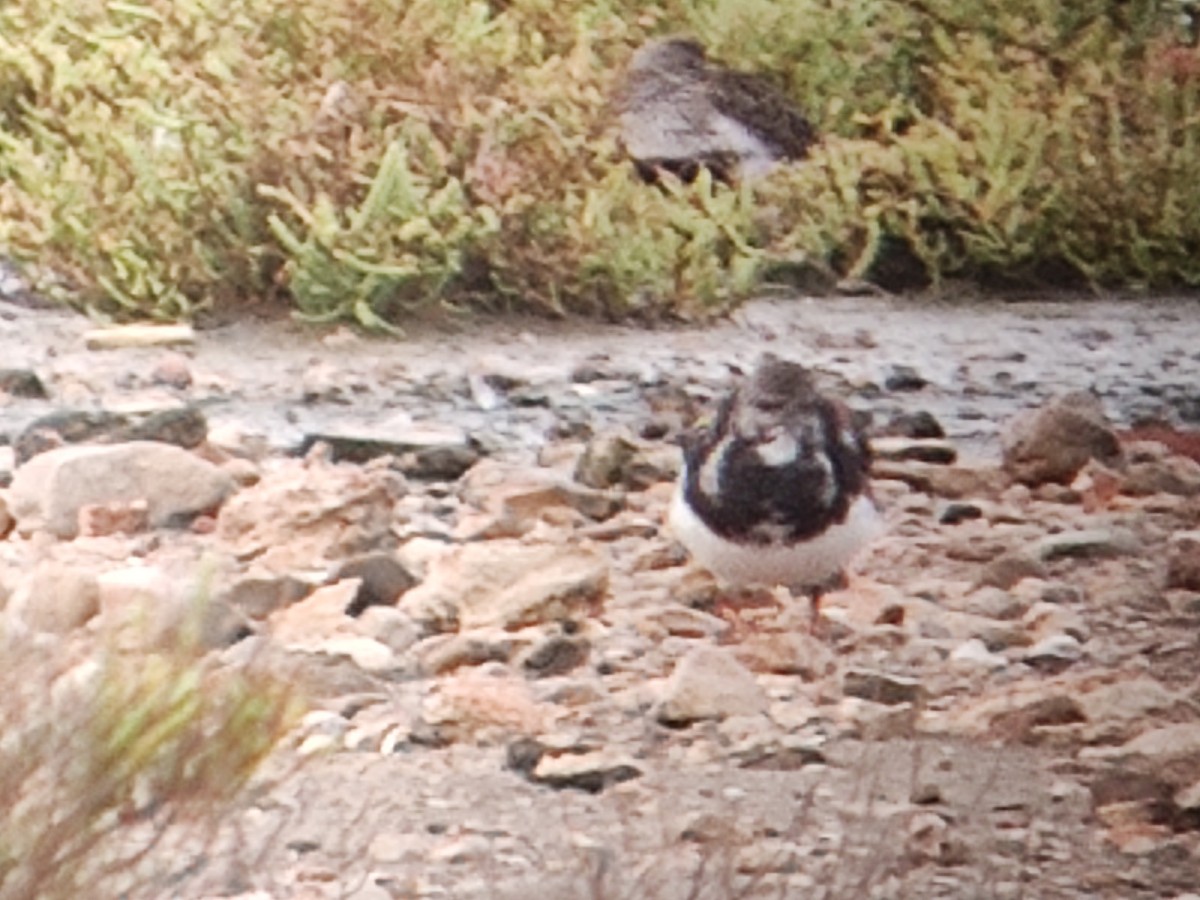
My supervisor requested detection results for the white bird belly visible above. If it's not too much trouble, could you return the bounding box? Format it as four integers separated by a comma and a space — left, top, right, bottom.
668, 486, 883, 589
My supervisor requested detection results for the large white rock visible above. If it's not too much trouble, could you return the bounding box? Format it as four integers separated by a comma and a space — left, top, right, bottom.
655, 645, 768, 725
9, 441, 235, 538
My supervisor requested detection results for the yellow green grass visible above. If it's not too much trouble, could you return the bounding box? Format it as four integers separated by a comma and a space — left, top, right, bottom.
0, 621, 302, 899
1, 0, 1198, 327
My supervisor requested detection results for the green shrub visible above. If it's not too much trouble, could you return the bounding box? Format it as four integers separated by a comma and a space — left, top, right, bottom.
0, 0, 1197, 328
0, 620, 302, 900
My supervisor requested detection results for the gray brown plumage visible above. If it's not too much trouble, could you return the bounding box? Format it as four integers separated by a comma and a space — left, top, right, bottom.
615, 37, 817, 185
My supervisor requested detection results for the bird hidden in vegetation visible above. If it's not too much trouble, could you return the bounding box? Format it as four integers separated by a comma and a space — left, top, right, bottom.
615, 36, 817, 185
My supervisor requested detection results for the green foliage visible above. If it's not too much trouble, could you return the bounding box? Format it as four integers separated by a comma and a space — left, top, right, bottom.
0, 0, 1197, 327
0, 619, 302, 900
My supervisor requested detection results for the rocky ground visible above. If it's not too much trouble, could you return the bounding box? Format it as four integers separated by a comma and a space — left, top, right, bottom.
1, 292, 1199, 899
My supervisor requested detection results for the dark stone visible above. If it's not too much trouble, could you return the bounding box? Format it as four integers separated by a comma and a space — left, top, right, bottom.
737, 744, 826, 771
939, 502, 984, 525
864, 234, 932, 293
13, 406, 207, 465
531, 756, 642, 794
842, 668, 925, 705
334, 552, 418, 616
505, 738, 546, 777
881, 410, 945, 439
520, 635, 590, 678
0, 369, 47, 399
15, 410, 129, 464
873, 437, 957, 465
299, 426, 480, 479
124, 406, 208, 449
884, 365, 929, 392
224, 573, 315, 619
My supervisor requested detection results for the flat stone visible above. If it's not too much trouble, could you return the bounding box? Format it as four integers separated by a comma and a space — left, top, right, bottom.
871, 460, 1008, 499
218, 457, 402, 567
1085, 723, 1200, 812
398, 540, 608, 632
299, 423, 479, 479
842, 668, 926, 705
420, 668, 550, 744
635, 604, 731, 640
9, 441, 234, 538
920, 680, 1085, 741
457, 460, 622, 538
1077, 678, 1184, 743
1083, 723, 1200, 789
413, 631, 517, 675
873, 436, 957, 465
14, 407, 208, 465
1032, 529, 1136, 561
530, 750, 642, 793
655, 646, 768, 726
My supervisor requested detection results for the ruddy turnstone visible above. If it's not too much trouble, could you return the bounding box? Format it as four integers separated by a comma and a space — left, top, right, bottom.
615, 36, 817, 184
669, 355, 882, 617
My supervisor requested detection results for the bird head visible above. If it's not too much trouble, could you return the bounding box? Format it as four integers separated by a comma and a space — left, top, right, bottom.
627, 36, 708, 76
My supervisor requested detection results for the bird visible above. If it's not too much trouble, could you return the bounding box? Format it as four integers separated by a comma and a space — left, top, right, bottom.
669, 354, 883, 624
614, 36, 817, 185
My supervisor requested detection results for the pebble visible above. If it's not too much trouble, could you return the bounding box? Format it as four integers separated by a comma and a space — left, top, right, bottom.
0, 368, 48, 399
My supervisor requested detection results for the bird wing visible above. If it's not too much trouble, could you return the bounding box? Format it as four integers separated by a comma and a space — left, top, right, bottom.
708, 69, 816, 160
